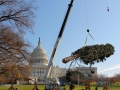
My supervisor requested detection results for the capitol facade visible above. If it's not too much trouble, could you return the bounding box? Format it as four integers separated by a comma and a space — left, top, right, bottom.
29, 38, 67, 83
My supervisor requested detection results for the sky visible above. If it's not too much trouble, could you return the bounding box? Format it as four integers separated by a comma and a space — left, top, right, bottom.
25, 0, 120, 77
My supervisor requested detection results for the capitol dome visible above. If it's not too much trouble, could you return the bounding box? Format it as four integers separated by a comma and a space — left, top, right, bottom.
31, 38, 48, 66
33, 40, 46, 56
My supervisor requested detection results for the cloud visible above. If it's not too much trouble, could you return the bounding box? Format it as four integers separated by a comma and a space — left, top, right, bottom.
98, 64, 120, 72
98, 67, 106, 70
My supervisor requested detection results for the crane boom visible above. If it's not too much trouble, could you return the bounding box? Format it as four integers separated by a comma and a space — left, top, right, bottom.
44, 0, 74, 81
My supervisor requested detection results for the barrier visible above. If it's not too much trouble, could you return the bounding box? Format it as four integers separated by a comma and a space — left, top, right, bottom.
85, 81, 91, 90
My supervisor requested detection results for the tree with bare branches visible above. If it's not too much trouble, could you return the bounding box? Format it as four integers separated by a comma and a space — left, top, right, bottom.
0, 0, 36, 33
114, 73, 120, 82
0, 0, 36, 83
0, 26, 32, 83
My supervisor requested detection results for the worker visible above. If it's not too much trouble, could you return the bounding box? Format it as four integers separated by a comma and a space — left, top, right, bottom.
95, 86, 98, 90
45, 84, 50, 90
56, 83, 61, 90
70, 83, 75, 90
49, 82, 53, 90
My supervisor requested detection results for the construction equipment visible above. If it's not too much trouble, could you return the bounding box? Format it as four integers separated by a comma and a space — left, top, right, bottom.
44, 0, 74, 85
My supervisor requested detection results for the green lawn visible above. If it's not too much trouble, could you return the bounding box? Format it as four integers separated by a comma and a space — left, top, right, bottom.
0, 84, 120, 90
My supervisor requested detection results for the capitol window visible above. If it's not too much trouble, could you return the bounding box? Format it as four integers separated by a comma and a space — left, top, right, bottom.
41, 60, 43, 63
34, 68, 35, 71
34, 72, 35, 76
37, 59, 39, 63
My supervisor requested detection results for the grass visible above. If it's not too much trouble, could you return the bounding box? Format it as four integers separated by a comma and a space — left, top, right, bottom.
0, 85, 45, 90
0, 84, 120, 90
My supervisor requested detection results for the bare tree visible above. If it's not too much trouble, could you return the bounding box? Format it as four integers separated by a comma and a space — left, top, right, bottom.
91, 74, 108, 83
0, 25, 31, 63
0, 0, 36, 78
0, 0, 36, 33
112, 73, 120, 82
0, 26, 32, 80
91, 74, 98, 82
108, 77, 116, 84
0, 0, 36, 83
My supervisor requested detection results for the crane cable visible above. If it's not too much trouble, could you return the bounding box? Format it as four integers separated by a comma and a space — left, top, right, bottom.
85, 30, 96, 72
67, 0, 98, 75
85, 29, 96, 46
106, 0, 109, 12
85, 0, 89, 29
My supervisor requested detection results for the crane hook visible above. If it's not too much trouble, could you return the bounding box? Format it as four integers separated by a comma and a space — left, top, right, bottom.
87, 29, 89, 32
107, 7, 109, 12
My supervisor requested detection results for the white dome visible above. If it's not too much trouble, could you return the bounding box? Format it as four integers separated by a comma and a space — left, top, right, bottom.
33, 43, 46, 53
33, 38, 46, 56
31, 38, 48, 66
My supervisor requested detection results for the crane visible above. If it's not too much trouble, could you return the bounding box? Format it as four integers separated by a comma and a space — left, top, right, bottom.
44, 0, 74, 84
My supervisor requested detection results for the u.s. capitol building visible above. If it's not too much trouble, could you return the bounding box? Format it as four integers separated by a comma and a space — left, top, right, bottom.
29, 38, 97, 84
29, 38, 67, 83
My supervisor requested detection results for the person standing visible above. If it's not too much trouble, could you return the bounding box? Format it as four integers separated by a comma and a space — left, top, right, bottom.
70, 83, 75, 90
56, 83, 61, 90
46, 84, 50, 90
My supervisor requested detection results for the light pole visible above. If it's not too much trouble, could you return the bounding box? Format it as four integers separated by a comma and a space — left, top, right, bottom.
78, 74, 80, 90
